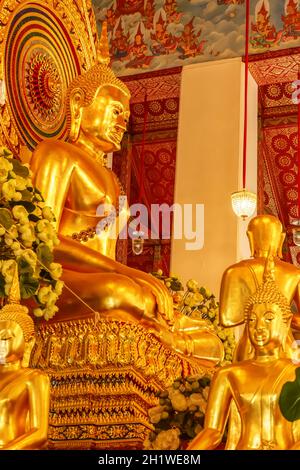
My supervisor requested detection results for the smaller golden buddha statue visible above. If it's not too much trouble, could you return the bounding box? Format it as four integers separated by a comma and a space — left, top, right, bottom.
0, 264, 50, 450
188, 256, 300, 450
219, 214, 300, 361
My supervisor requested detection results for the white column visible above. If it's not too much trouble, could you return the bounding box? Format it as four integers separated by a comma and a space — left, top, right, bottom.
170, 58, 257, 296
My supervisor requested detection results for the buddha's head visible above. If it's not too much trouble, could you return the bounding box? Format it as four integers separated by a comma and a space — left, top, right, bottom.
247, 214, 285, 258
0, 309, 35, 365
66, 22, 130, 153
245, 255, 291, 353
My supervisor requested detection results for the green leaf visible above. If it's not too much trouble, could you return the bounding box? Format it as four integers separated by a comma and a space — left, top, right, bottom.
0, 274, 5, 297
11, 159, 29, 178
20, 189, 33, 201
199, 376, 211, 388
10, 200, 35, 213
18, 257, 34, 275
171, 280, 183, 292
19, 273, 39, 299
2, 148, 12, 157
36, 243, 53, 267
279, 367, 300, 422
0, 208, 13, 229
28, 214, 40, 222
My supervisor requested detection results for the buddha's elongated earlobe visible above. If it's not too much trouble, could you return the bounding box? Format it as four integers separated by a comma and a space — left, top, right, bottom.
69, 89, 84, 142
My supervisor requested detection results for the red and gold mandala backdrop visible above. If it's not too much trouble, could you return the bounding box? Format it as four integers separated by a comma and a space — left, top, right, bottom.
0, 0, 97, 154
113, 67, 181, 274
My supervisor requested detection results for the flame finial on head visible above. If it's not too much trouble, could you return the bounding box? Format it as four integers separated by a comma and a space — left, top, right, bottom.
96, 21, 110, 66
263, 248, 276, 284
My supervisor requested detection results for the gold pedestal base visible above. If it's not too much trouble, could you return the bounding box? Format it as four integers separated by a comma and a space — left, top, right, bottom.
31, 318, 209, 449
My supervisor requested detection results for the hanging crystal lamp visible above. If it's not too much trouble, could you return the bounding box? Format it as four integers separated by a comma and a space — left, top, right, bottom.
231, 189, 257, 220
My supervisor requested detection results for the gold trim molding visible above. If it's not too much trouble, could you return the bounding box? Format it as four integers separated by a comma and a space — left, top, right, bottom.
31, 318, 210, 449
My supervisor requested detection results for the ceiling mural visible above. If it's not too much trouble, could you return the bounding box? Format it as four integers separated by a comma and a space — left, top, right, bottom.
93, 0, 300, 76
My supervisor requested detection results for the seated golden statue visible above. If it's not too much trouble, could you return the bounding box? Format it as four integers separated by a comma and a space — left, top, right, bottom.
30, 24, 223, 366
0, 266, 50, 450
219, 214, 300, 361
188, 257, 300, 450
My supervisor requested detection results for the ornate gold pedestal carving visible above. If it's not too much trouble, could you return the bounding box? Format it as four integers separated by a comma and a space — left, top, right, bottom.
31, 318, 207, 449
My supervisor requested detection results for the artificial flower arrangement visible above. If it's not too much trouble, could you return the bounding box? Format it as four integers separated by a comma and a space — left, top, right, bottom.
144, 374, 211, 450
145, 271, 236, 450
0, 146, 63, 320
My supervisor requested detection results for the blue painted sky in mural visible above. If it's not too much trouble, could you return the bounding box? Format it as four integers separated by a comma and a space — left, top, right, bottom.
93, 1, 300, 75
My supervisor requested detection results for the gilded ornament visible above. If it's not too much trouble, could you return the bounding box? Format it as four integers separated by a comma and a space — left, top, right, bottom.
31, 318, 207, 449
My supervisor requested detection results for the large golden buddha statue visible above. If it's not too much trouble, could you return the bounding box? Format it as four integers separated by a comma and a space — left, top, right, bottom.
188, 256, 300, 450
219, 214, 300, 361
0, 265, 50, 450
30, 24, 223, 366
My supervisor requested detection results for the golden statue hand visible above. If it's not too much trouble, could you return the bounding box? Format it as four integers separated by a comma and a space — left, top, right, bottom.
122, 267, 174, 324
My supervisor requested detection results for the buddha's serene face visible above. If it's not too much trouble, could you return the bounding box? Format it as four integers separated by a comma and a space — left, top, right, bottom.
248, 303, 286, 351
0, 320, 25, 363
80, 85, 130, 153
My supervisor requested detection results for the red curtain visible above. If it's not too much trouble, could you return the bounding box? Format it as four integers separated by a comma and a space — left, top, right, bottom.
113, 67, 182, 274
258, 81, 299, 265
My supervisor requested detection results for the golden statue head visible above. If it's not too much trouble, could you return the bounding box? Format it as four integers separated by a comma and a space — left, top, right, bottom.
247, 215, 285, 258
0, 263, 35, 367
245, 255, 292, 353
66, 22, 130, 152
